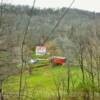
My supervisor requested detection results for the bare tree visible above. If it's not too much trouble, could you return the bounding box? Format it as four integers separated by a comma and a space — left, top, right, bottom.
18, 0, 36, 100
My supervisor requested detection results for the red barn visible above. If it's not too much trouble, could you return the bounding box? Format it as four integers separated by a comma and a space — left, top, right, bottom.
50, 56, 66, 65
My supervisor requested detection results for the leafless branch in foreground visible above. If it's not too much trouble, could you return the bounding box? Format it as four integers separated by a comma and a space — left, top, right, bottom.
18, 0, 36, 100
43, 0, 75, 44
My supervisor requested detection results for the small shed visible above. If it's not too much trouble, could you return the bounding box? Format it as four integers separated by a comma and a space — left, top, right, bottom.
50, 56, 66, 65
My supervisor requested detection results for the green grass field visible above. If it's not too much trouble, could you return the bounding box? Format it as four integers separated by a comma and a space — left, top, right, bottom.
2, 65, 84, 99
2, 63, 100, 100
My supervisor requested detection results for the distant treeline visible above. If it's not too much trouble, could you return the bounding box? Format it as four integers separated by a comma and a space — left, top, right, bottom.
0, 4, 100, 16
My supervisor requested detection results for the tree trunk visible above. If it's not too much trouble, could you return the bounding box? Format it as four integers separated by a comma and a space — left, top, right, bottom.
0, 81, 3, 100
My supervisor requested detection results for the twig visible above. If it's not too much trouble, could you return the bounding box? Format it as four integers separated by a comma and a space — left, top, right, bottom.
18, 0, 36, 100
43, 0, 75, 44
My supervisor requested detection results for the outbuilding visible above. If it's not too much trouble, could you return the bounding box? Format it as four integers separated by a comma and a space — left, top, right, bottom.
50, 56, 66, 65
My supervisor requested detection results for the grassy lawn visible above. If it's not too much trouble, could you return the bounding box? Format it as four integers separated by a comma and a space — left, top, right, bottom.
3, 65, 85, 100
